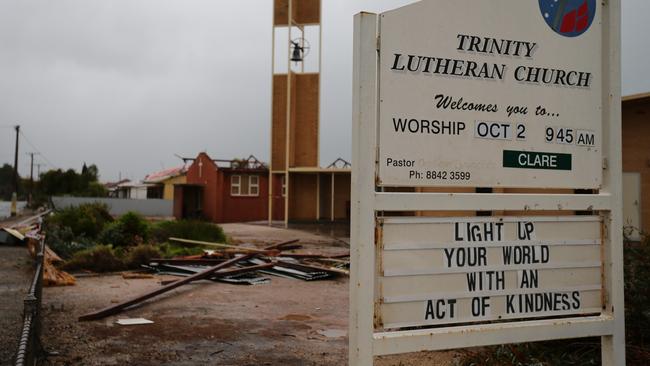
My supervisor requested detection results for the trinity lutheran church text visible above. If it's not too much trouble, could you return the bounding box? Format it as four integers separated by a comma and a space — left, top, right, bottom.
390, 34, 592, 88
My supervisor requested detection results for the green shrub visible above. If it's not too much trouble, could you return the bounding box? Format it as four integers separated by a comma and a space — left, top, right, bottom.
47, 203, 113, 239
46, 225, 95, 259
98, 211, 149, 247
83, 181, 109, 197
150, 219, 226, 244
119, 212, 150, 241
125, 244, 162, 269
61, 245, 126, 273
157, 242, 206, 258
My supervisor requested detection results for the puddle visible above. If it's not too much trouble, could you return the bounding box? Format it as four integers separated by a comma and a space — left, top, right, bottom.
279, 314, 312, 321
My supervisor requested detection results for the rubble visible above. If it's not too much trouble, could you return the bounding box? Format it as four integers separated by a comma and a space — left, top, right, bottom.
2, 211, 76, 287
78, 237, 350, 321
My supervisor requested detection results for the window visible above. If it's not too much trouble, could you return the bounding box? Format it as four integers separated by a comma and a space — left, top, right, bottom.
231, 175, 241, 196
281, 175, 286, 197
249, 175, 259, 196
231, 175, 260, 197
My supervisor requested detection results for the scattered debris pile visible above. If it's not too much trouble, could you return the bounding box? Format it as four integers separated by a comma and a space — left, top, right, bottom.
146, 238, 348, 283
1, 211, 76, 287
40, 243, 76, 286
78, 237, 349, 321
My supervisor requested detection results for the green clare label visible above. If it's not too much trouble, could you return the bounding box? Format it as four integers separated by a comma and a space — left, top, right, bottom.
503, 150, 572, 171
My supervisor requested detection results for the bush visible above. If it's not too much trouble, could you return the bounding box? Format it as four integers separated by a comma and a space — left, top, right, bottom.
46, 225, 95, 259
125, 244, 162, 269
83, 181, 108, 197
61, 245, 125, 273
98, 212, 149, 247
150, 219, 226, 244
47, 203, 113, 239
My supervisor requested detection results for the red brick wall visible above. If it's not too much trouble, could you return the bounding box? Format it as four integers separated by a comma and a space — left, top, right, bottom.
185, 153, 219, 222
220, 171, 270, 223
183, 154, 286, 223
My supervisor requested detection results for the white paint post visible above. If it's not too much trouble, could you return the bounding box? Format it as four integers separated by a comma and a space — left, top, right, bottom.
350, 12, 378, 366
600, 1, 625, 364
284, 0, 293, 229
268, 5, 277, 227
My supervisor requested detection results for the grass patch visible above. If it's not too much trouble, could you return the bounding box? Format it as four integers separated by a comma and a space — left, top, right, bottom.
150, 219, 227, 244
158, 242, 206, 258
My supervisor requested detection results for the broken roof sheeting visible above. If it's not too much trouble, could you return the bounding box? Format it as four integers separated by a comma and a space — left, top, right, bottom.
143, 166, 187, 183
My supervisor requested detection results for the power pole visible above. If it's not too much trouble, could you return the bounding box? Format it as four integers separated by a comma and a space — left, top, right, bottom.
27, 152, 39, 206
35, 163, 43, 178
11, 125, 20, 216
13, 125, 20, 192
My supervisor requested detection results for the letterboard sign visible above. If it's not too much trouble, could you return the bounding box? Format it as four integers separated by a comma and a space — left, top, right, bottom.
378, 216, 602, 328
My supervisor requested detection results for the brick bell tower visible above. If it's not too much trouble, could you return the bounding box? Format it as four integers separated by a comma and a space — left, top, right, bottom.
268, 0, 322, 227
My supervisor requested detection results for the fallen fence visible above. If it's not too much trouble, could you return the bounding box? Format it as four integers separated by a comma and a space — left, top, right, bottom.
14, 236, 45, 366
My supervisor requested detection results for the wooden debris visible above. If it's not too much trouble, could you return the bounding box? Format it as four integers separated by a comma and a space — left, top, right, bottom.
277, 260, 350, 276
157, 263, 275, 285
79, 254, 254, 321
43, 261, 76, 286
25, 238, 75, 286
2, 228, 25, 241
121, 272, 154, 279
149, 258, 226, 266
263, 239, 300, 250
169, 237, 277, 254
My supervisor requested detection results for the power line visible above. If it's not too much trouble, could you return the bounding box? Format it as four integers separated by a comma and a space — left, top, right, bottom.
19, 130, 59, 170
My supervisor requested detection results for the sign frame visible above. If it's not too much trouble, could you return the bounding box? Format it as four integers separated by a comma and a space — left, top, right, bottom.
349, 2, 624, 365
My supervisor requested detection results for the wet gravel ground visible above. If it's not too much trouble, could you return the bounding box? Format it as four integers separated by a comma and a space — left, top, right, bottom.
0, 246, 34, 365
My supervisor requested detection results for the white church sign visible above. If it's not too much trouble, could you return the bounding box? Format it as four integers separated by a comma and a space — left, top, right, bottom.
351, 1, 624, 365
378, 0, 602, 189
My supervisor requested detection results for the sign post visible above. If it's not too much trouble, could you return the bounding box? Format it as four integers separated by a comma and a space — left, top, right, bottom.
350, 1, 624, 365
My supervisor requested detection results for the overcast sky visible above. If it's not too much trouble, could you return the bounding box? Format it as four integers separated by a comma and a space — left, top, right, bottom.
0, 0, 648, 182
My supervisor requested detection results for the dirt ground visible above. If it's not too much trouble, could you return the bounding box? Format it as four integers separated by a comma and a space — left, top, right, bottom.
1, 214, 38, 366
0, 246, 34, 366
41, 223, 461, 365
